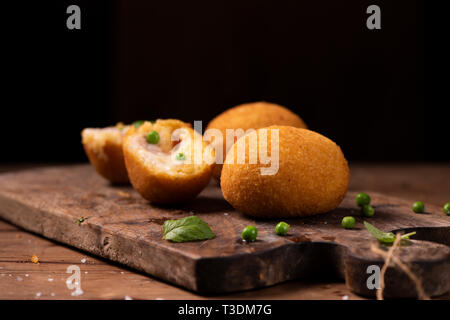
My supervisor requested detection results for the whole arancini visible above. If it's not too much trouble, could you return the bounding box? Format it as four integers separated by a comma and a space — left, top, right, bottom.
206, 101, 307, 180
220, 126, 349, 218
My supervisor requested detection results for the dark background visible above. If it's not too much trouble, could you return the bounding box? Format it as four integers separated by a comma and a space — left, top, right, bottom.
3, 0, 435, 163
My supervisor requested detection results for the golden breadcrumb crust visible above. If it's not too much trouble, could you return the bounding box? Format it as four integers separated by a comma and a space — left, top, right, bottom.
221, 126, 349, 217
123, 119, 215, 203
206, 101, 307, 179
81, 124, 129, 183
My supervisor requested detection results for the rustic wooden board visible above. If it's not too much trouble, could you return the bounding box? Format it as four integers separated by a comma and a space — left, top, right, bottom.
0, 165, 448, 298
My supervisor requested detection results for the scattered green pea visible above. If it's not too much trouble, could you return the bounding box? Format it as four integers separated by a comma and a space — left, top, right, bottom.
175, 153, 186, 161
412, 201, 425, 213
362, 205, 375, 217
146, 131, 160, 144
341, 216, 356, 229
275, 222, 290, 236
133, 120, 145, 128
443, 202, 450, 215
242, 225, 258, 242
356, 192, 371, 207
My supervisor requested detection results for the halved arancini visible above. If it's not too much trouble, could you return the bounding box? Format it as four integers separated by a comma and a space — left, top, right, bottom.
123, 119, 215, 203
220, 126, 349, 218
81, 123, 130, 183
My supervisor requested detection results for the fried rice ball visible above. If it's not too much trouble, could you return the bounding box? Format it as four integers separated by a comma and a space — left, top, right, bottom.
206, 101, 307, 179
81, 123, 130, 183
220, 126, 349, 218
123, 119, 215, 204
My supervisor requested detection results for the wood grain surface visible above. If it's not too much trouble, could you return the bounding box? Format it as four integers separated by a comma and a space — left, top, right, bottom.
0, 164, 449, 299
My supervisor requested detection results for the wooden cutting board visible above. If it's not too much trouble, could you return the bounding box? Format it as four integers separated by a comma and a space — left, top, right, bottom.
0, 165, 448, 298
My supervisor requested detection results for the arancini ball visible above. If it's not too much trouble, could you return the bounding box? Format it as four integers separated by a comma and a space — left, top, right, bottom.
206, 101, 307, 179
123, 119, 215, 204
220, 126, 349, 218
81, 123, 130, 183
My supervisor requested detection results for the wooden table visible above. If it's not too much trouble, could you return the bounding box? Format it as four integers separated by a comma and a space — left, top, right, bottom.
0, 163, 449, 300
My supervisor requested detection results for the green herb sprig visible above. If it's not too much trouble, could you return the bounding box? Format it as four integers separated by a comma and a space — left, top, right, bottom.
364, 221, 416, 244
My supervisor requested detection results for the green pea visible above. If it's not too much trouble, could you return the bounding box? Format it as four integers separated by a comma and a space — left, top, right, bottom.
341, 216, 356, 229
362, 205, 375, 217
133, 120, 146, 128
146, 131, 160, 144
443, 202, 450, 215
275, 222, 290, 236
412, 201, 425, 213
176, 153, 186, 161
242, 225, 258, 242
355, 192, 371, 207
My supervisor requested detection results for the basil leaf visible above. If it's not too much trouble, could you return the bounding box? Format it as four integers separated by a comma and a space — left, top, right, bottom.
364, 221, 396, 243
162, 216, 215, 243
364, 221, 416, 244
